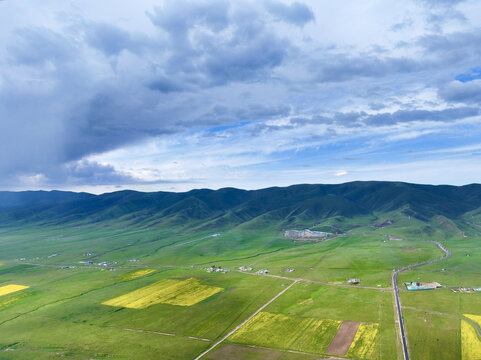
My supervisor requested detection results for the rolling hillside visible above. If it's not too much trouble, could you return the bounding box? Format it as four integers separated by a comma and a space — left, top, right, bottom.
1, 181, 481, 233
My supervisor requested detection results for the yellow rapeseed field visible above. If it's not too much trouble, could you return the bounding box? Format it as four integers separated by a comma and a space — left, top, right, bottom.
346, 323, 379, 359
465, 314, 481, 328
119, 269, 156, 281
229, 312, 342, 353
102, 277, 223, 309
462, 314, 481, 360
0, 284, 29, 297
0, 292, 28, 309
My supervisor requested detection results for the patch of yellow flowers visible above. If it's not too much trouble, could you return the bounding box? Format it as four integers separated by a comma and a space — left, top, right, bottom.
0, 284, 29, 297
118, 269, 156, 281
103, 277, 222, 308
347, 323, 379, 359
462, 314, 481, 360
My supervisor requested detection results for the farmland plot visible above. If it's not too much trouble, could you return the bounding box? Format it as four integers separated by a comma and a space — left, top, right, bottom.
0, 284, 29, 297
346, 323, 379, 359
102, 277, 223, 308
229, 311, 341, 354
118, 269, 156, 281
462, 314, 481, 360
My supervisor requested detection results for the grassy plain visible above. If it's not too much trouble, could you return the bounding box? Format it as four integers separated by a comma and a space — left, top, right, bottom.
0, 212, 479, 359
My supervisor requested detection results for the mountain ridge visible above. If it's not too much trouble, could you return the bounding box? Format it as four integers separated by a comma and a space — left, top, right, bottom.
1, 181, 481, 230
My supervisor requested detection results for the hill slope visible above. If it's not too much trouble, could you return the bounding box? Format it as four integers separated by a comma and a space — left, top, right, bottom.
1, 181, 480, 231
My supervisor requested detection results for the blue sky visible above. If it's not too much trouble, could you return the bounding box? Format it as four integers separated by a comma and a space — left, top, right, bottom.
1, 0, 481, 193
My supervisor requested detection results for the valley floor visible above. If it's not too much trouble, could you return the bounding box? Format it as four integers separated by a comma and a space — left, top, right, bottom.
0, 217, 480, 359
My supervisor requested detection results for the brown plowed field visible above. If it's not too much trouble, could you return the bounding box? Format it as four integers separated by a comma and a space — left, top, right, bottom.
325, 321, 360, 355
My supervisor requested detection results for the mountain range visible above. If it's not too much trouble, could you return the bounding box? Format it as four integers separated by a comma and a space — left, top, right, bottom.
1, 181, 481, 233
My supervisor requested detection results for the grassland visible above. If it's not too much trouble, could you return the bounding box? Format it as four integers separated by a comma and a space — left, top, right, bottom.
0, 206, 479, 359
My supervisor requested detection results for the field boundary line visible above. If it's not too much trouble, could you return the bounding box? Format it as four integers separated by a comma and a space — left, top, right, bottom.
243, 343, 346, 359
110, 327, 212, 342
193, 280, 298, 360
238, 270, 391, 291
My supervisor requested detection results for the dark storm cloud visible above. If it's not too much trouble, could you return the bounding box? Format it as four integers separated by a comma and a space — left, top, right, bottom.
290, 115, 333, 125
0, 0, 303, 186
147, 0, 230, 35
203, 33, 288, 84
287, 107, 480, 128
84, 22, 138, 56
390, 19, 414, 32
263, 0, 315, 26
439, 80, 481, 104
7, 27, 78, 65
61, 160, 135, 185
418, 0, 466, 6
235, 104, 291, 120
419, 30, 481, 59
147, 0, 290, 86
147, 77, 188, 93
361, 107, 479, 126
15, 160, 184, 187
313, 55, 423, 83
417, 0, 467, 31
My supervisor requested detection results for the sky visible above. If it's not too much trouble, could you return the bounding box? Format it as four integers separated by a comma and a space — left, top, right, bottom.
1, 0, 481, 193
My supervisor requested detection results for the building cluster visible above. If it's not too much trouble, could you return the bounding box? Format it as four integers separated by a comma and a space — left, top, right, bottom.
452, 288, 481, 293
404, 281, 442, 291
256, 269, 269, 274
284, 229, 331, 239
238, 266, 253, 271
206, 265, 230, 273
78, 259, 117, 271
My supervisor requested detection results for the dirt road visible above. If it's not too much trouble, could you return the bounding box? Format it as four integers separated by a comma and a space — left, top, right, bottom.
193, 280, 298, 360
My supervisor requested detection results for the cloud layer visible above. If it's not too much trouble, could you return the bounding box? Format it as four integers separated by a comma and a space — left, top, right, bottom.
1, 0, 481, 192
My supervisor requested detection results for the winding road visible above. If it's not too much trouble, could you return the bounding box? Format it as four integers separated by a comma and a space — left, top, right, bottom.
392, 239, 451, 360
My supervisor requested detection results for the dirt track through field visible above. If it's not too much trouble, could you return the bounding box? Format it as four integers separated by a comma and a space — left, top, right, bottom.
238, 270, 391, 290
326, 321, 360, 355
111, 327, 212, 342
193, 280, 298, 360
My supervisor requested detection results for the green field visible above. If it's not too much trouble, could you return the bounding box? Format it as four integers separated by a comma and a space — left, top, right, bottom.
1, 185, 481, 359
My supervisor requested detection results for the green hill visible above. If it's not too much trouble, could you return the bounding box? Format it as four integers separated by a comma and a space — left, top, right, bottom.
1, 181, 480, 234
